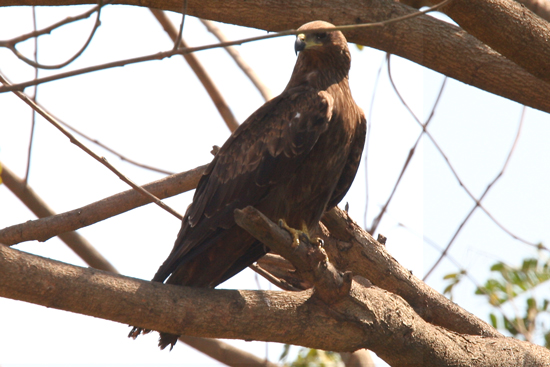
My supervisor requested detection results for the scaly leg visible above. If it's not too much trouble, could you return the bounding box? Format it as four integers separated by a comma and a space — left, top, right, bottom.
278, 219, 309, 248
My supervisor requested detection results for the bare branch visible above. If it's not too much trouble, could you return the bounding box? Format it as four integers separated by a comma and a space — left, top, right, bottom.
0, 1, 109, 69
179, 336, 281, 367
423, 106, 528, 281
2, 222, 550, 366
2, 0, 550, 113
0, 162, 117, 272
200, 19, 273, 101
54, 118, 175, 175
0, 163, 207, 245
436, 0, 550, 83
150, 9, 240, 132
321, 207, 502, 338
0, 73, 183, 220
370, 60, 447, 234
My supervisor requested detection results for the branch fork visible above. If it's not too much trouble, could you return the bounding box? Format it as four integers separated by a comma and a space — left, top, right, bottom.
234, 206, 352, 305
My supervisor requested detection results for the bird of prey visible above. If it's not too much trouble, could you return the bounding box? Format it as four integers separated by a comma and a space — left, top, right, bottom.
130, 20, 366, 350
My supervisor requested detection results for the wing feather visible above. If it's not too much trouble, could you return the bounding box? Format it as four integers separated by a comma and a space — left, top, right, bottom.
153, 88, 333, 283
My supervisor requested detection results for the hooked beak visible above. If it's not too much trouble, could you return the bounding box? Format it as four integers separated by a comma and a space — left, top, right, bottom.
294, 33, 306, 55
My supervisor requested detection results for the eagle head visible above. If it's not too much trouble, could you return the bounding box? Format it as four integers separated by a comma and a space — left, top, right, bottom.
294, 20, 341, 55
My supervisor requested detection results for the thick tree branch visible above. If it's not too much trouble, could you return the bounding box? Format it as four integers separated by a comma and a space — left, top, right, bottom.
2, 226, 549, 366
517, 0, 550, 22
0, 162, 510, 342
436, 0, 550, 83
0, 164, 279, 367
3, 0, 550, 114
321, 207, 501, 338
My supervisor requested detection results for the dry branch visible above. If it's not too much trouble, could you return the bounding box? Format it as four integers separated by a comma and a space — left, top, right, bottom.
179, 336, 280, 367
0, 73, 183, 220
3, 0, 550, 114
0, 161, 512, 341
0, 163, 206, 245
200, 19, 273, 102
1, 163, 277, 367
2, 220, 549, 366
320, 208, 501, 338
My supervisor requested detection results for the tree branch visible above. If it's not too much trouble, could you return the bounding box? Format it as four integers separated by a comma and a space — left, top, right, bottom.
200, 19, 273, 102
0, 163, 207, 245
3, 0, 550, 114
436, 0, 550, 83
178, 336, 280, 367
321, 207, 502, 338
0, 73, 183, 220
2, 222, 549, 366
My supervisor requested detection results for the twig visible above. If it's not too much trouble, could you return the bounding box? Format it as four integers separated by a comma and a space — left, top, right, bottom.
249, 263, 302, 291
172, 0, 188, 51
1, 1, 108, 69
200, 19, 273, 101
363, 56, 386, 229
384, 55, 539, 250
0, 72, 183, 220
423, 106, 529, 281
0, 1, 452, 94
24, 6, 40, 183
0, 1, 107, 45
54, 117, 175, 175
369, 57, 447, 234
150, 9, 239, 132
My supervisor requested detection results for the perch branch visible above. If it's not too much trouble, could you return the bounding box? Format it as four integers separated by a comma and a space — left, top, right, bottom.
2, 223, 550, 366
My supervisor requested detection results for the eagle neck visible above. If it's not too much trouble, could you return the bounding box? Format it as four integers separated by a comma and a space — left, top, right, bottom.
285, 49, 351, 92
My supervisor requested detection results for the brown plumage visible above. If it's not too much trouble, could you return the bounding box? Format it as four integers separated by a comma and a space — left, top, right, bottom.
129, 20, 366, 350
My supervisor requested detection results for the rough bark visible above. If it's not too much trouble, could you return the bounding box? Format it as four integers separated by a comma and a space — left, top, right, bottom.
3, 0, 550, 114
436, 0, 550, 83
320, 208, 501, 338
2, 214, 549, 366
0, 161, 504, 341
0, 163, 279, 367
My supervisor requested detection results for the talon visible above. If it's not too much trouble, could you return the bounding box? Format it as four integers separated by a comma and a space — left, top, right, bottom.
313, 237, 329, 262
279, 219, 310, 248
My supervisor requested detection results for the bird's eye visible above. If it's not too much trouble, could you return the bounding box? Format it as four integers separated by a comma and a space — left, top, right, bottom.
316, 32, 327, 41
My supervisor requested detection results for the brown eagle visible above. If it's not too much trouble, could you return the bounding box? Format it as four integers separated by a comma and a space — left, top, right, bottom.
130, 20, 366, 349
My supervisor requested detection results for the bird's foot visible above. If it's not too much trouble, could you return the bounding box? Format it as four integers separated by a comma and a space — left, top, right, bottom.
278, 219, 308, 248
278, 219, 320, 248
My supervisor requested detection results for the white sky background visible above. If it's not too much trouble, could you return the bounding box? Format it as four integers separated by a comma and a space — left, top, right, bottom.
0, 4, 549, 366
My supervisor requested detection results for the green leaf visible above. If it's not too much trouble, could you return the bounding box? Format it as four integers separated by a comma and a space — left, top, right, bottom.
490, 313, 498, 328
